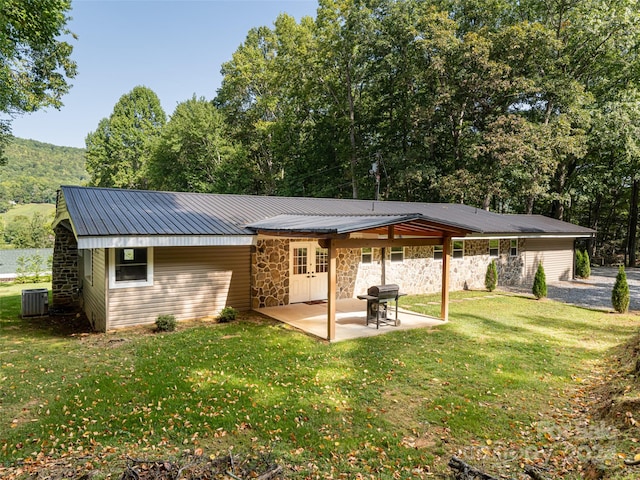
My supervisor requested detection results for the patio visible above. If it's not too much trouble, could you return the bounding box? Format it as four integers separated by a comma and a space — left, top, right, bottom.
257, 297, 446, 342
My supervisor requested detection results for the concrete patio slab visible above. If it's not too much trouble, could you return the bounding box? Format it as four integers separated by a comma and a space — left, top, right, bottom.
257, 297, 445, 342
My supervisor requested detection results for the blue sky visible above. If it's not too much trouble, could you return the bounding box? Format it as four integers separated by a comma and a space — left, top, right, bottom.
10, 0, 318, 148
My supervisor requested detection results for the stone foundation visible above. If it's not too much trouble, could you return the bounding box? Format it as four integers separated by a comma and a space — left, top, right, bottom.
52, 223, 80, 309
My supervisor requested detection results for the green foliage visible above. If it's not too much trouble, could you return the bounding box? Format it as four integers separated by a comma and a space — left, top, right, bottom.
532, 262, 547, 299
575, 250, 591, 279
1, 138, 86, 205
14, 253, 49, 283
217, 306, 238, 323
612, 266, 630, 313
155, 314, 177, 332
485, 260, 498, 292
2, 212, 54, 248
147, 97, 245, 193
85, 86, 166, 189
0, 0, 77, 159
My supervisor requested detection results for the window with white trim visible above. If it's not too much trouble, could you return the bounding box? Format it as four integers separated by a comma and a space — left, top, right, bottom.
109, 247, 154, 289
361, 247, 373, 264
510, 239, 518, 256
453, 240, 464, 259
390, 246, 404, 263
489, 239, 499, 257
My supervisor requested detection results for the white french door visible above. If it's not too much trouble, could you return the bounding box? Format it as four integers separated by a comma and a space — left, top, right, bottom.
289, 242, 329, 303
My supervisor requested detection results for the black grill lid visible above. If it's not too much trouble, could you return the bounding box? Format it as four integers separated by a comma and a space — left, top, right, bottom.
367, 284, 400, 297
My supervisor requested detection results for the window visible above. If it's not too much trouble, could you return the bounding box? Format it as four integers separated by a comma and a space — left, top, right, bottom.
453, 240, 464, 259
390, 246, 404, 263
434, 245, 443, 260
510, 239, 518, 256
489, 239, 499, 257
361, 247, 373, 264
109, 247, 154, 288
315, 247, 328, 273
292, 247, 307, 275
82, 250, 93, 285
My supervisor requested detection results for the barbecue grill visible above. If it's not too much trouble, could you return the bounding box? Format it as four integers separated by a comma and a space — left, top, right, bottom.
357, 284, 403, 328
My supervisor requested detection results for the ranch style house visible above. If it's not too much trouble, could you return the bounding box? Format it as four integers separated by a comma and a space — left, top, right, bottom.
52, 186, 594, 340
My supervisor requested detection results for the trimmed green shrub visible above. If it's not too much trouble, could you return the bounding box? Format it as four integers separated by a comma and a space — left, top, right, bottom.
612, 266, 630, 313
575, 250, 591, 279
532, 262, 547, 299
218, 306, 238, 323
155, 314, 177, 332
485, 260, 498, 292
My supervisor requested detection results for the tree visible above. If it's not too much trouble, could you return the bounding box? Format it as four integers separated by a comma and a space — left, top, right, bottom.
485, 260, 498, 292
85, 86, 166, 189
3, 212, 54, 248
147, 97, 246, 193
532, 262, 547, 299
0, 0, 77, 162
612, 266, 630, 313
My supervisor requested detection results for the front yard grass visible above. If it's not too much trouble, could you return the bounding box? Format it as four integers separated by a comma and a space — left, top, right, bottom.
1, 284, 639, 478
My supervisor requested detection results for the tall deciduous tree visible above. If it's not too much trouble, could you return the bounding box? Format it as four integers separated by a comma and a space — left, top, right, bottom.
0, 0, 77, 162
85, 86, 166, 189
147, 97, 246, 193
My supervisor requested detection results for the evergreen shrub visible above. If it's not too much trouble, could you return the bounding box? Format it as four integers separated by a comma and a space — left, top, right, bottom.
612, 266, 630, 313
532, 262, 547, 299
485, 260, 498, 292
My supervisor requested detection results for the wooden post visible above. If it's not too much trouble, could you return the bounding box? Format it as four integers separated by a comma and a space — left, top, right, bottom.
381, 247, 386, 285
441, 236, 451, 321
327, 239, 337, 341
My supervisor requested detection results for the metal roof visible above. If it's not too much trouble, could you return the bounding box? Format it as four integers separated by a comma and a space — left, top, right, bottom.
58, 186, 595, 239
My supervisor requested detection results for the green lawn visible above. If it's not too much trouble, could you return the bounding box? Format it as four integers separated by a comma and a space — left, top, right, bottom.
1, 284, 638, 479
1, 203, 55, 223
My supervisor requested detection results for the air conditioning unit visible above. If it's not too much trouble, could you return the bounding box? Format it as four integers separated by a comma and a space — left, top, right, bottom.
21, 288, 49, 317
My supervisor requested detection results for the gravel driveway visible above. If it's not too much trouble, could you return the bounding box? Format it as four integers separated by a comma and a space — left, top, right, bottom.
509, 266, 640, 312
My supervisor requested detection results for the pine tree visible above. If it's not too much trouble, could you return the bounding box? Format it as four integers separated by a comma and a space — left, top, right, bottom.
485, 260, 498, 292
612, 265, 630, 313
532, 262, 547, 299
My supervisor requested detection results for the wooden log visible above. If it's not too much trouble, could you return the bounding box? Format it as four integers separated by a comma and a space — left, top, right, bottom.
524, 465, 550, 480
448, 456, 504, 480
256, 464, 283, 480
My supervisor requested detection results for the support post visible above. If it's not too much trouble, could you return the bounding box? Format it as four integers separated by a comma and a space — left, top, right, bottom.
441, 236, 451, 321
327, 239, 337, 341
381, 247, 386, 285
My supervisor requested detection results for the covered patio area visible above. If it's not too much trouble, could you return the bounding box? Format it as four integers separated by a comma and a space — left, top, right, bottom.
257, 297, 445, 342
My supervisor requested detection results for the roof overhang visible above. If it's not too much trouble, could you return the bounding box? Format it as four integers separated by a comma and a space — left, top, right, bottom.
247, 213, 472, 238
77, 235, 256, 250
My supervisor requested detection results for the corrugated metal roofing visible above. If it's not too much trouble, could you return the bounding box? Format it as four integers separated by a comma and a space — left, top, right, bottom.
248, 214, 431, 234
59, 186, 595, 238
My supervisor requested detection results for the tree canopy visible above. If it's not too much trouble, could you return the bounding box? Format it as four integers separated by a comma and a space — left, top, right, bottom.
85, 0, 640, 265
0, 0, 77, 162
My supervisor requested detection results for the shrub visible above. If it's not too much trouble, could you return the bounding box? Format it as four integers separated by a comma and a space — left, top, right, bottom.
532, 262, 547, 299
155, 314, 177, 332
612, 266, 630, 313
575, 250, 591, 279
218, 306, 238, 323
485, 260, 498, 292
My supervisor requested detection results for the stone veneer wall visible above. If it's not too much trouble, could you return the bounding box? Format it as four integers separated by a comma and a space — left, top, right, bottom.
251, 238, 290, 308
351, 239, 527, 295
250, 238, 527, 308
52, 223, 80, 309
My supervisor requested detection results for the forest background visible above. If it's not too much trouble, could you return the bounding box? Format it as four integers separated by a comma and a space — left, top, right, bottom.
3, 0, 640, 265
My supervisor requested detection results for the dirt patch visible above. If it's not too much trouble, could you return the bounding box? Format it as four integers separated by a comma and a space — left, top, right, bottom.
592, 334, 640, 429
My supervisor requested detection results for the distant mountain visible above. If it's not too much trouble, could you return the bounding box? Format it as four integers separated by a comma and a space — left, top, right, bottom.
1, 137, 88, 206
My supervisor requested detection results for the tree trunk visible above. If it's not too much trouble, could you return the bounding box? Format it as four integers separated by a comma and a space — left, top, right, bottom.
346, 64, 358, 199
627, 179, 639, 267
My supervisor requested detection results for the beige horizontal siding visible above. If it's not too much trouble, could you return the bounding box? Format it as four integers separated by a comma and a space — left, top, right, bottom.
107, 246, 250, 329
83, 248, 107, 331
524, 238, 574, 284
